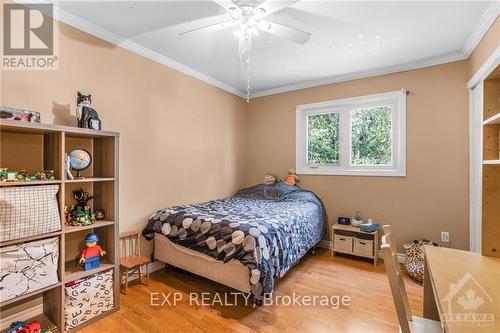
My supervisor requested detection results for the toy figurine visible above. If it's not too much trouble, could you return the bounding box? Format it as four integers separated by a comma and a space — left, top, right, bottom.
79, 233, 106, 270
44, 170, 55, 180
6, 321, 26, 333
64, 205, 72, 225
20, 321, 41, 333
95, 209, 105, 220
285, 168, 300, 186
65, 154, 74, 180
70, 189, 94, 226
6, 321, 41, 333
77, 92, 102, 130
0, 169, 55, 182
0, 168, 8, 181
7, 171, 18, 181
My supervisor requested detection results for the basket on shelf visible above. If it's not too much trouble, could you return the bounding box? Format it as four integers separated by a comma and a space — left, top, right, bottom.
0, 237, 59, 302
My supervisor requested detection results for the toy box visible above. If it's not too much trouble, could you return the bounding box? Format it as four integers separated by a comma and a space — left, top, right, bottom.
64, 270, 114, 330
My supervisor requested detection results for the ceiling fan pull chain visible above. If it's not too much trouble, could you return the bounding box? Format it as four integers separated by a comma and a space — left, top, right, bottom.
246, 44, 251, 103
238, 28, 252, 103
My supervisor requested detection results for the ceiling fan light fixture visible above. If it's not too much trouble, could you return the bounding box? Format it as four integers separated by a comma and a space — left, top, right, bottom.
255, 7, 267, 19
229, 7, 241, 21
258, 21, 272, 31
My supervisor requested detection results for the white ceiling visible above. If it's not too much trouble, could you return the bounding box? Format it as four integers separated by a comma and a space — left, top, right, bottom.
53, 1, 498, 98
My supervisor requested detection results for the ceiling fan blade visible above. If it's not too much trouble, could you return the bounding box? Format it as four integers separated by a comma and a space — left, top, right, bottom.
179, 20, 236, 39
259, 20, 311, 44
213, 0, 238, 12
257, 0, 301, 17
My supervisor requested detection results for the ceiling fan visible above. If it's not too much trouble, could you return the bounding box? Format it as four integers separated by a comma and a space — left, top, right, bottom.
177, 0, 311, 44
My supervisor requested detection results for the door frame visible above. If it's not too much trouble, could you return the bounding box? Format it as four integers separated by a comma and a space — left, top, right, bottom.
468, 46, 500, 253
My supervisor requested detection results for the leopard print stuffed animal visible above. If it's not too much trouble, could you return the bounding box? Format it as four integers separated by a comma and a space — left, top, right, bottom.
403, 239, 438, 282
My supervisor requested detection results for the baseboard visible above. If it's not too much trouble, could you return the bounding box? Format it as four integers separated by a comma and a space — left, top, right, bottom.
0, 303, 43, 331
317, 240, 405, 263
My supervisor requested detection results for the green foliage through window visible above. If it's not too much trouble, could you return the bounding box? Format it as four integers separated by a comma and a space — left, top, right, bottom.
307, 113, 340, 165
351, 106, 392, 165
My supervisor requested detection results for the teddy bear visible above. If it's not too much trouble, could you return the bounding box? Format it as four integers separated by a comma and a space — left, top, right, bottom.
285, 168, 300, 186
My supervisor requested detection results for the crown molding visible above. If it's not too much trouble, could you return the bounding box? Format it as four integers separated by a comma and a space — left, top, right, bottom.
468, 46, 500, 88
16, 0, 496, 101
250, 51, 467, 98
463, 1, 500, 58
16, 0, 247, 99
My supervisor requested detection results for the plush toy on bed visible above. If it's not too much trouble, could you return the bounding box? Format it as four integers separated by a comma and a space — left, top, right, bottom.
263, 173, 277, 185
285, 168, 300, 186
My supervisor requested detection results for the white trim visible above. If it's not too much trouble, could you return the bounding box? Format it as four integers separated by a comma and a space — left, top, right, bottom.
251, 52, 466, 98
295, 90, 406, 177
463, 1, 500, 58
317, 240, 405, 263
468, 46, 500, 89
16, 0, 496, 100
468, 47, 500, 254
16, 0, 247, 99
469, 82, 483, 253
0, 304, 44, 331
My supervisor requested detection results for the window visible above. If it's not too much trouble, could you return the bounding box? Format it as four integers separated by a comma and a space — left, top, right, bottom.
296, 90, 406, 176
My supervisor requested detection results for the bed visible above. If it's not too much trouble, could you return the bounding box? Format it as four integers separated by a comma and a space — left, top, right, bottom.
142, 182, 325, 300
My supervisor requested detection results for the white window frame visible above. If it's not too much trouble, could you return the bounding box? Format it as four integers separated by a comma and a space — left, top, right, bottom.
296, 90, 406, 177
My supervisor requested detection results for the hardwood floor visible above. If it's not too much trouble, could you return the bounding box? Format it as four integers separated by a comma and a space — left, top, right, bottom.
81, 248, 422, 333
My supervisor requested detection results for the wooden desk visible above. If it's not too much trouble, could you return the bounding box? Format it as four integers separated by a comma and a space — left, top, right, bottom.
424, 246, 500, 332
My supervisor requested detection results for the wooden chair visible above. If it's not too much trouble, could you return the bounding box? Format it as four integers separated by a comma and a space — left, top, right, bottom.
381, 226, 441, 333
120, 230, 150, 294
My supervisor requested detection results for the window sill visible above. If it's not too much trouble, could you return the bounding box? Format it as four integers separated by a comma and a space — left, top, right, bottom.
296, 167, 406, 177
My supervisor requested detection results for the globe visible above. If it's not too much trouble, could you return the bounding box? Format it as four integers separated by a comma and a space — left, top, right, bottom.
69, 149, 92, 178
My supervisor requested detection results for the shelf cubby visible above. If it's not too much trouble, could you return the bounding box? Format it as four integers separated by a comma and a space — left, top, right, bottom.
65, 135, 115, 179
0, 284, 62, 333
482, 74, 500, 257
0, 119, 119, 332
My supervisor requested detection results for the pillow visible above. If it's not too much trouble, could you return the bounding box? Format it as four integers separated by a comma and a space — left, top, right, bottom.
0, 185, 61, 242
235, 183, 285, 200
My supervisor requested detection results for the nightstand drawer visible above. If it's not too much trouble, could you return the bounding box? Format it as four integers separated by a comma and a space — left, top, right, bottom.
353, 238, 374, 258
334, 235, 353, 253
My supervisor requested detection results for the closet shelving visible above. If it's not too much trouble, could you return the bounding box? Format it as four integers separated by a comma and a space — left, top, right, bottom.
0, 119, 119, 333
481, 68, 500, 258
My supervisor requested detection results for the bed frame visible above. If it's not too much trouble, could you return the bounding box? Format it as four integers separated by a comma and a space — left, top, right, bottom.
154, 233, 251, 293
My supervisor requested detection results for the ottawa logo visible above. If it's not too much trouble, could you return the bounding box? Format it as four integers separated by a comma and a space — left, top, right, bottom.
442, 272, 495, 327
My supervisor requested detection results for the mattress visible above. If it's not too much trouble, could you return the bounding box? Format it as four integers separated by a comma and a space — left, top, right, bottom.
143, 182, 325, 299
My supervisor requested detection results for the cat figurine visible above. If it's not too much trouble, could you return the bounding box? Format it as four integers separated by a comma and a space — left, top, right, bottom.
76, 92, 102, 130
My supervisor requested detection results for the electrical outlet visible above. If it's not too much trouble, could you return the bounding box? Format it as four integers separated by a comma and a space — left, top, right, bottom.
441, 232, 450, 243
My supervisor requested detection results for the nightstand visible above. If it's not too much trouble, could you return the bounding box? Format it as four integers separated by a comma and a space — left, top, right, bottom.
331, 223, 379, 266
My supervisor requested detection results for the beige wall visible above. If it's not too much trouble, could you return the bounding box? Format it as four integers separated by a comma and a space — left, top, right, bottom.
468, 17, 499, 79
1, 21, 248, 255
2, 12, 498, 256
245, 61, 470, 251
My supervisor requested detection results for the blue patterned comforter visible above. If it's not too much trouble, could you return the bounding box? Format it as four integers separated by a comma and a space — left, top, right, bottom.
142, 182, 325, 299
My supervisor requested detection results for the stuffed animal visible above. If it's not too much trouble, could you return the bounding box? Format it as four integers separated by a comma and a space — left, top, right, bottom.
285, 168, 299, 186
263, 173, 277, 185
404, 240, 439, 282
